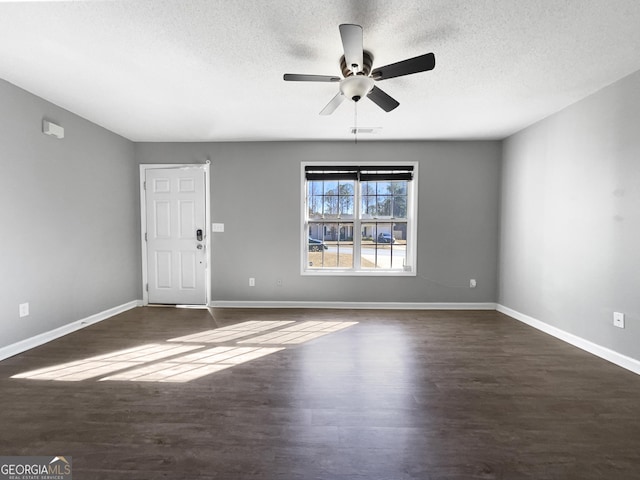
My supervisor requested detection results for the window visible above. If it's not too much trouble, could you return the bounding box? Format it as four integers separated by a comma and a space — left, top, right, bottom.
302, 163, 417, 275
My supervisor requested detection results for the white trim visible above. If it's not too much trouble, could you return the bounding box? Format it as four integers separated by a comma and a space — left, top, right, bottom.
209, 301, 497, 310
497, 304, 640, 376
301, 269, 417, 277
0, 300, 141, 362
139, 164, 211, 306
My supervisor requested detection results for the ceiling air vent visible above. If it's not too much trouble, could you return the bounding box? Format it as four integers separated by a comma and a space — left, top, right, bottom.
349, 127, 381, 135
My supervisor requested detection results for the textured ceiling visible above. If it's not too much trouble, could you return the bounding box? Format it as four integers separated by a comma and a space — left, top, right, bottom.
2, 0, 640, 142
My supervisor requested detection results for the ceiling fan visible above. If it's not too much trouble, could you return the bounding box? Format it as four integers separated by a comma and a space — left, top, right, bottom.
283, 24, 436, 115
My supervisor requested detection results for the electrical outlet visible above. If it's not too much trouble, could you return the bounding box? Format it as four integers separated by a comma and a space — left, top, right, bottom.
19, 302, 29, 318
613, 312, 625, 329
249, 277, 255, 287
470, 279, 477, 288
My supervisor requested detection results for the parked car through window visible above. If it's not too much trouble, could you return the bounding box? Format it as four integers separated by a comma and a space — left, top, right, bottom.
308, 237, 328, 251
376, 233, 396, 244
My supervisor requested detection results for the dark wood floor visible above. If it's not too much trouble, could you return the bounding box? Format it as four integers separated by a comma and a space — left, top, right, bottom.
1, 307, 639, 479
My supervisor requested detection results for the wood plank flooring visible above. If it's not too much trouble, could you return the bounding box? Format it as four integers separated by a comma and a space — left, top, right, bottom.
1, 307, 639, 479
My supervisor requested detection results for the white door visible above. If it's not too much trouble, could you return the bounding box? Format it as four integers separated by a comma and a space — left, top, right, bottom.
144, 166, 207, 305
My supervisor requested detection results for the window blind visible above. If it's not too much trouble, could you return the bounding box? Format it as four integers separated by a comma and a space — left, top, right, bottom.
305, 165, 414, 181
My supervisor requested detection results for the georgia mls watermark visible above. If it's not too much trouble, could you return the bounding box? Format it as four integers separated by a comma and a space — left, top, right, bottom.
0, 456, 71, 480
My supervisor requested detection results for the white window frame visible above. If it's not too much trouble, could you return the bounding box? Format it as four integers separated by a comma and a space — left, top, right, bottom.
301, 161, 418, 277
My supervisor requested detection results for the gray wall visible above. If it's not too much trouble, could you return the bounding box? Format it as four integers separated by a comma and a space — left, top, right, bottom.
135, 141, 502, 304
500, 69, 640, 360
0, 79, 140, 349
4, 58, 637, 365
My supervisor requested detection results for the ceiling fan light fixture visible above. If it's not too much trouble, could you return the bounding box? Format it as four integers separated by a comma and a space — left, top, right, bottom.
340, 75, 374, 102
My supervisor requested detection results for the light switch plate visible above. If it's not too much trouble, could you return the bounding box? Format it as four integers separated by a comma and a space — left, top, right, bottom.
613, 312, 625, 329
211, 223, 225, 233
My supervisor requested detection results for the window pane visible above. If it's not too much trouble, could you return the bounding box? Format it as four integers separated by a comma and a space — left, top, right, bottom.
392, 195, 407, 218
323, 180, 338, 195
361, 181, 375, 195
323, 194, 339, 217
391, 181, 408, 218
307, 223, 354, 269
376, 196, 392, 217
339, 200, 354, 218
309, 180, 323, 196
339, 181, 354, 196
376, 181, 391, 195
390, 222, 407, 269
360, 223, 378, 268
393, 222, 407, 243
360, 222, 407, 270
390, 181, 406, 196
338, 181, 355, 218
308, 195, 323, 219
361, 194, 375, 218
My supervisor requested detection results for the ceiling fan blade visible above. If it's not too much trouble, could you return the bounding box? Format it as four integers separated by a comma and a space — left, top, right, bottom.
339, 24, 363, 73
284, 74, 341, 82
367, 86, 399, 112
319, 92, 346, 115
371, 52, 435, 81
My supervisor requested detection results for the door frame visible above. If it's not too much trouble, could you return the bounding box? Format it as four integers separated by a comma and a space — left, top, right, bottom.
139, 163, 211, 306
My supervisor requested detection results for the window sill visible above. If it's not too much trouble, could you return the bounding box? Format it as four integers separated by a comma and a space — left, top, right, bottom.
301, 269, 416, 277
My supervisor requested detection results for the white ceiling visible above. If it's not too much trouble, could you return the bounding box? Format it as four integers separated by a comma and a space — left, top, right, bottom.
2, 0, 640, 142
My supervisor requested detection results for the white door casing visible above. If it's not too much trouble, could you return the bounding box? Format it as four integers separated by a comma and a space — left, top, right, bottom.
141, 165, 208, 305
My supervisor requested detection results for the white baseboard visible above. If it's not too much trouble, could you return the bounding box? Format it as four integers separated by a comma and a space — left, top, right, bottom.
209, 300, 497, 310
0, 300, 142, 362
497, 304, 640, 376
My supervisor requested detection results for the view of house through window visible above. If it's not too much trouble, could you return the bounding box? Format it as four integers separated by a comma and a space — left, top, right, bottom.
303, 164, 417, 275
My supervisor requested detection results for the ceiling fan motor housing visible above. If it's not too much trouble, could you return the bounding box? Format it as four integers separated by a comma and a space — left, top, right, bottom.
340, 51, 373, 77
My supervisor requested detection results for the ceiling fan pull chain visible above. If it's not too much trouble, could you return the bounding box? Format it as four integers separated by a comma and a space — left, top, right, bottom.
354, 102, 358, 144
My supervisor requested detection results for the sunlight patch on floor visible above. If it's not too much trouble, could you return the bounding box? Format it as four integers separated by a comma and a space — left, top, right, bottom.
11, 343, 202, 381
11, 321, 358, 383
167, 320, 295, 343
237, 321, 359, 345
100, 347, 284, 383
